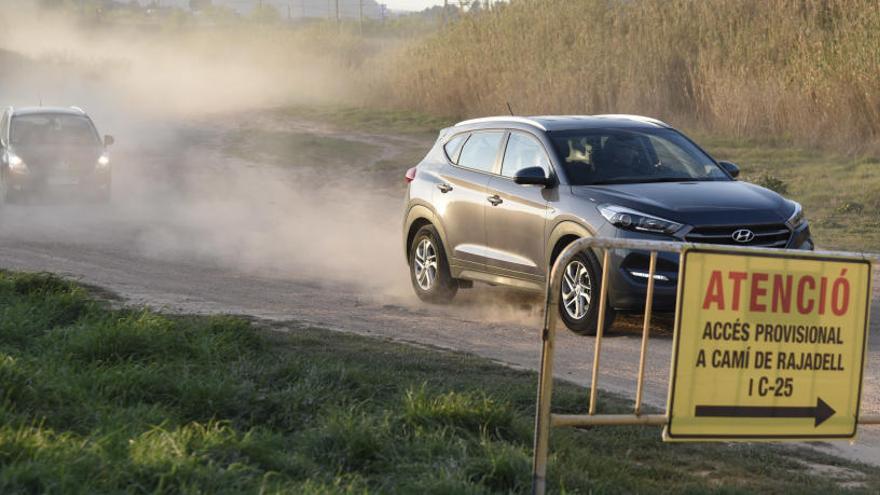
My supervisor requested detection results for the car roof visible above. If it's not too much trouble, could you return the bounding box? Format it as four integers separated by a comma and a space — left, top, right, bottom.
454, 114, 671, 132
9, 106, 88, 117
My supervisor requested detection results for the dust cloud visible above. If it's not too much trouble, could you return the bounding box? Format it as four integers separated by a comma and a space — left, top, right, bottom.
0, 2, 549, 327
0, 3, 411, 296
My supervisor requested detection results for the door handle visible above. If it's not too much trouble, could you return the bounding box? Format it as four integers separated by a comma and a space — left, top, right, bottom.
488, 194, 503, 206
437, 183, 453, 193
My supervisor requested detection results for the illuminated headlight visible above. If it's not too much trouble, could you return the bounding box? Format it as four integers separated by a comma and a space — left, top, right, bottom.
598, 204, 683, 235
96, 155, 110, 170
786, 201, 806, 229
7, 154, 28, 174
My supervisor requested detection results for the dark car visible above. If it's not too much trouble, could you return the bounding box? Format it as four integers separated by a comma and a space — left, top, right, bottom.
402, 115, 812, 334
0, 106, 114, 202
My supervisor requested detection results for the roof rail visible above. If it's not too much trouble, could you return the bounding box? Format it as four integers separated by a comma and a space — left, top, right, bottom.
455, 116, 547, 131
592, 114, 671, 128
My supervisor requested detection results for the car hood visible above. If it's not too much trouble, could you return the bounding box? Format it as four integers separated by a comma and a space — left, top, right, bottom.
571, 180, 793, 226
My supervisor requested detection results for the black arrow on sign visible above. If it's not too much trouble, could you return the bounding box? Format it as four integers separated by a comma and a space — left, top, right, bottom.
694, 398, 836, 427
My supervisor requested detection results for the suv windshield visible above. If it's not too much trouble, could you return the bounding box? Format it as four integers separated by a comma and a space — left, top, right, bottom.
551, 128, 729, 185
10, 114, 100, 147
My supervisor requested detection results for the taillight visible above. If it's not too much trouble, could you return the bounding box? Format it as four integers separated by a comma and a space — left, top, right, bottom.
405, 167, 417, 183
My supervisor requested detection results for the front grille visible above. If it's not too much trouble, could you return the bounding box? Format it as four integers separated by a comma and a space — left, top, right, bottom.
685, 224, 791, 248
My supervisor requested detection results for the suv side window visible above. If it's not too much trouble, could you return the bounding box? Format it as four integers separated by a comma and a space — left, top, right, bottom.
443, 133, 467, 163
457, 131, 505, 173
501, 132, 550, 178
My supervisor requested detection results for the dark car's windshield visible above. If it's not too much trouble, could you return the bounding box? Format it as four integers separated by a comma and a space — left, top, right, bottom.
551, 128, 729, 185
10, 114, 100, 147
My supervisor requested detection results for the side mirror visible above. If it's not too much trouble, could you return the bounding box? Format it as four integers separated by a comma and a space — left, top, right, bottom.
719, 160, 739, 178
104, 135, 115, 147
513, 166, 554, 187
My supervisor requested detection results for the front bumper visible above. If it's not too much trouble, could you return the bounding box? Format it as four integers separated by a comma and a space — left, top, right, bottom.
8, 170, 110, 198
605, 223, 813, 312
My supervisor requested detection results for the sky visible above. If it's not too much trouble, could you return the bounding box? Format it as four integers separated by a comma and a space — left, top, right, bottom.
201, 0, 452, 15
383, 0, 447, 11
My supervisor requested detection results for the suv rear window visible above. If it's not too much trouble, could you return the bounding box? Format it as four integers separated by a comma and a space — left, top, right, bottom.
457, 131, 505, 173
444, 134, 467, 163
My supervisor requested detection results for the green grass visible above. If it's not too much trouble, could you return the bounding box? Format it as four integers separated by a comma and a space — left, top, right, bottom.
278, 105, 455, 136
222, 127, 378, 169
1, 271, 879, 493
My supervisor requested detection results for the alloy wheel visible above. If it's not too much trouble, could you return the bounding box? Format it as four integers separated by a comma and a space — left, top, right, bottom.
414, 238, 438, 290
561, 260, 592, 320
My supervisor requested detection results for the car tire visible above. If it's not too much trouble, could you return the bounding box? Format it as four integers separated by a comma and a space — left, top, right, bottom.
409, 225, 458, 304
558, 250, 616, 336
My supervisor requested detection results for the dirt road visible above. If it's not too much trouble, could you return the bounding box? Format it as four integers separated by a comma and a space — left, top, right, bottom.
0, 113, 877, 466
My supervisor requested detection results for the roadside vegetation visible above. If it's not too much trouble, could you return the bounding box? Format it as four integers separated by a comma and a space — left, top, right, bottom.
26, 0, 880, 155
391, 0, 880, 153
1, 270, 879, 493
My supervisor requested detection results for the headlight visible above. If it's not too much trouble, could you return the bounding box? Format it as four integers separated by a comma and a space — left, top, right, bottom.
96, 155, 110, 171
598, 204, 683, 235
7, 153, 28, 174
786, 201, 806, 229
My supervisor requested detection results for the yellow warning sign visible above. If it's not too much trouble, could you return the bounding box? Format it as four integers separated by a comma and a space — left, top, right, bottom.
665, 249, 872, 441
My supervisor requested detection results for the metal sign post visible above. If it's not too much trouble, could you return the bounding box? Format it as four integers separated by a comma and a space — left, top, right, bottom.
531, 238, 879, 495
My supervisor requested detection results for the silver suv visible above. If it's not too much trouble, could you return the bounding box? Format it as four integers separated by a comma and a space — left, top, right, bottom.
402, 115, 812, 334
0, 106, 114, 203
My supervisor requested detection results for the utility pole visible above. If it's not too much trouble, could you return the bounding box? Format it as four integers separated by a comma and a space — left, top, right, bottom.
335, 0, 340, 24
359, 0, 364, 34
442, 0, 448, 27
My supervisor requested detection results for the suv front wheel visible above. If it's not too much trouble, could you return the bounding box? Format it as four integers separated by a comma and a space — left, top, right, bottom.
558, 251, 616, 335
409, 225, 458, 304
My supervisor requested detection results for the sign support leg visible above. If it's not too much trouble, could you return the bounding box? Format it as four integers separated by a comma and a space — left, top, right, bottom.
533, 247, 568, 495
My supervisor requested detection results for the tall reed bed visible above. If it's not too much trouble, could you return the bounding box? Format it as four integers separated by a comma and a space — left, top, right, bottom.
388, 0, 880, 151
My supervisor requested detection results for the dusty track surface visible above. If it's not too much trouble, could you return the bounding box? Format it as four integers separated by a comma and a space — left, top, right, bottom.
0, 113, 878, 466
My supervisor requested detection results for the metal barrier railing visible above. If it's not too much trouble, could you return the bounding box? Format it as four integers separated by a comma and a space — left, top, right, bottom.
531, 237, 880, 495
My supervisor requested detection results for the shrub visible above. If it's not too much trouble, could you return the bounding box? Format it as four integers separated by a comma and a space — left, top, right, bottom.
836, 201, 864, 214
751, 174, 789, 194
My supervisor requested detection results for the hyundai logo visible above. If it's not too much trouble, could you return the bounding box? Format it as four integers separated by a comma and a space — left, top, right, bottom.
731, 229, 755, 243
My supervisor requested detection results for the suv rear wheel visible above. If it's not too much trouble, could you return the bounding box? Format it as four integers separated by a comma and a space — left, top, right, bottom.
409, 225, 458, 303
558, 251, 616, 335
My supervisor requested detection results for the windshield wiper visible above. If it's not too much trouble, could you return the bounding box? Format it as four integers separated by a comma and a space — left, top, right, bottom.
587, 177, 709, 185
